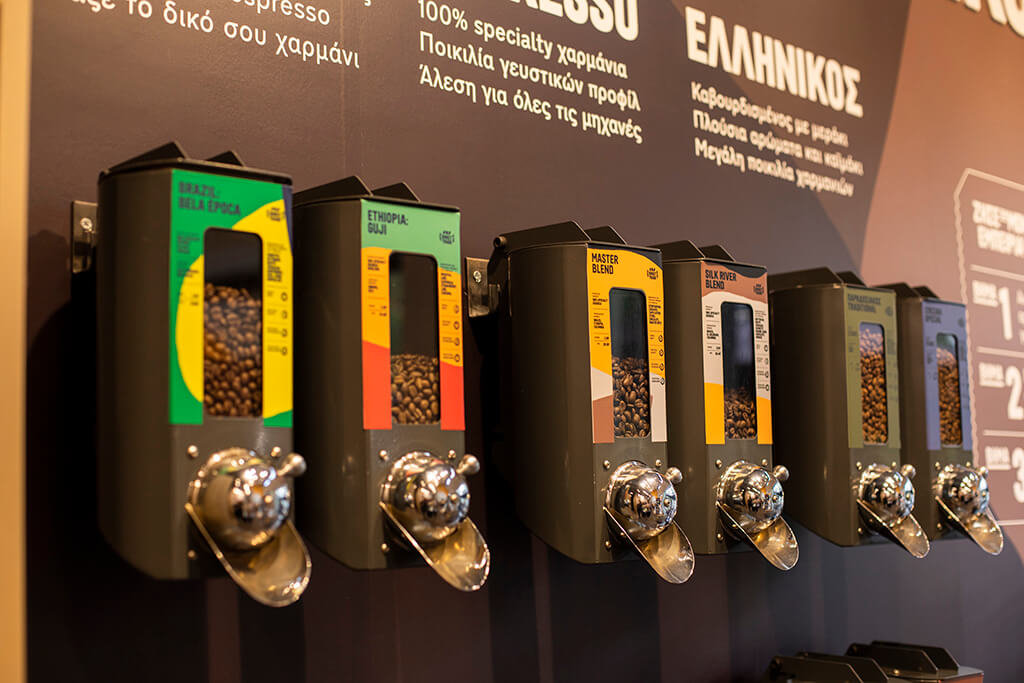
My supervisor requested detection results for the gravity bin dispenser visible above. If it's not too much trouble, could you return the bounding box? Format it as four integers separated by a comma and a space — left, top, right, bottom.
768, 268, 929, 557
293, 177, 489, 592
95, 143, 311, 606
477, 223, 694, 583
656, 242, 798, 570
881, 283, 1002, 555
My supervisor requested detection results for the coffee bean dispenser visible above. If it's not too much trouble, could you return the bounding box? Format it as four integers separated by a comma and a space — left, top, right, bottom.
293, 177, 489, 591
656, 242, 797, 570
95, 142, 311, 606
768, 268, 929, 557
475, 223, 694, 583
881, 283, 1002, 554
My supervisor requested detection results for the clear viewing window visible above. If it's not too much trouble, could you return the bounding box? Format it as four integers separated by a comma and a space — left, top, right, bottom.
859, 322, 888, 444
722, 302, 757, 439
610, 288, 650, 438
937, 333, 963, 446
203, 228, 263, 418
389, 253, 440, 425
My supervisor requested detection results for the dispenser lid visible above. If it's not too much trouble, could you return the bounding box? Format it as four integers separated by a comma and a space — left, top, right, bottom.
768, 267, 895, 295
655, 239, 766, 272
878, 282, 965, 308
493, 221, 661, 259
99, 141, 292, 185
293, 175, 458, 212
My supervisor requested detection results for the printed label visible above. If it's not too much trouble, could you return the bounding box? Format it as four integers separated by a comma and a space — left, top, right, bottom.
360, 200, 464, 431
844, 288, 900, 449
700, 262, 772, 445
587, 247, 667, 443
922, 301, 972, 451
168, 169, 293, 427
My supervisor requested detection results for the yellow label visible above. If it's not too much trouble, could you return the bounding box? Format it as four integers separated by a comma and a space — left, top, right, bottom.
587, 248, 667, 443
438, 267, 464, 369
704, 382, 725, 443
173, 199, 293, 422
175, 254, 205, 402
361, 246, 393, 349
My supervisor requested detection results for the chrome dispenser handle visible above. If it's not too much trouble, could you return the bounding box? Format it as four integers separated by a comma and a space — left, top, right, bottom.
456, 454, 481, 477
603, 460, 694, 584
715, 460, 798, 571
380, 451, 490, 591
185, 447, 311, 607
857, 463, 929, 559
934, 463, 1003, 556
276, 453, 307, 479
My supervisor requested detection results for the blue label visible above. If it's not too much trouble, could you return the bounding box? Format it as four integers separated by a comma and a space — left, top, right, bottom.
922, 301, 972, 451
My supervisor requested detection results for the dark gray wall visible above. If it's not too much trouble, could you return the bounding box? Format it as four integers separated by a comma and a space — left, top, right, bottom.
26, 0, 1024, 680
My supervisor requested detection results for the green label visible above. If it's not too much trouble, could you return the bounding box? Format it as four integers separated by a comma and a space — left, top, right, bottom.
360, 199, 462, 273
168, 169, 294, 426
844, 288, 900, 449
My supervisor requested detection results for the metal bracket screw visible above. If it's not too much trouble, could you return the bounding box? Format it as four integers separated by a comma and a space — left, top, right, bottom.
71, 200, 98, 274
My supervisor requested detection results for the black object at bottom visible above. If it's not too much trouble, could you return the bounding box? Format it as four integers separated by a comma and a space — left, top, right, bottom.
765, 642, 984, 682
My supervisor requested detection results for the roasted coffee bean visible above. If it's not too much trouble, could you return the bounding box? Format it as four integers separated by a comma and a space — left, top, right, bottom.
937, 346, 963, 445
392, 353, 440, 425
613, 356, 650, 438
204, 283, 262, 418
724, 386, 757, 439
859, 327, 888, 443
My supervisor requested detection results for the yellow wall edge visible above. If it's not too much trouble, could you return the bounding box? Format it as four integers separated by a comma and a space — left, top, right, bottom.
0, 0, 31, 681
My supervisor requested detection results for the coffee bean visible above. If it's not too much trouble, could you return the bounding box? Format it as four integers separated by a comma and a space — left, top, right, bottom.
392, 353, 440, 425
859, 327, 888, 443
937, 346, 963, 445
613, 356, 650, 438
204, 283, 262, 418
724, 386, 757, 439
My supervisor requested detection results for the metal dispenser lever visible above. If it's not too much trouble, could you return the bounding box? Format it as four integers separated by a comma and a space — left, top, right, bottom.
603, 461, 694, 584
935, 464, 1003, 555
856, 463, 930, 558
716, 462, 799, 570
380, 452, 490, 592
185, 447, 312, 607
